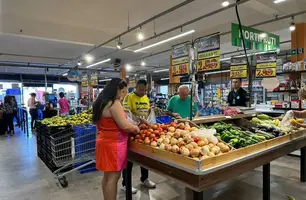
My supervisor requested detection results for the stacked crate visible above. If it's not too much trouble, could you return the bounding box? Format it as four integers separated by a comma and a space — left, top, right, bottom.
36, 121, 73, 172
73, 124, 97, 174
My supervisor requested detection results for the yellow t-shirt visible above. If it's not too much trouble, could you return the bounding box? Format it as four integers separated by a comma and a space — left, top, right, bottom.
123, 92, 150, 119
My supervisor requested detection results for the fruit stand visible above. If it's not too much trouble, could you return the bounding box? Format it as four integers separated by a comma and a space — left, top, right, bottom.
125, 113, 306, 200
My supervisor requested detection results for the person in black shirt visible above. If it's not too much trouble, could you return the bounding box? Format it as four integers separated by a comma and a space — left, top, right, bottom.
227, 78, 249, 107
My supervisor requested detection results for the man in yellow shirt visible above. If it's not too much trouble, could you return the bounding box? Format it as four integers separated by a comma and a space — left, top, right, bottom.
122, 79, 156, 193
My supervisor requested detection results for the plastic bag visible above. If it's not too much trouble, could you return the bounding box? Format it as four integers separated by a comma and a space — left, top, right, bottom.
126, 111, 140, 125
280, 110, 294, 127
146, 108, 156, 124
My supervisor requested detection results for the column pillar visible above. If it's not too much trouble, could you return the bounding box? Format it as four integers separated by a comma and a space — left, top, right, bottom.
291, 23, 306, 62
120, 67, 127, 81
169, 56, 180, 94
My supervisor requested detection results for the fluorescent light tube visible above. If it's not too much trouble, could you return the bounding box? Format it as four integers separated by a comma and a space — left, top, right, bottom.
161, 77, 170, 80
86, 58, 111, 68
205, 70, 230, 75
274, 0, 286, 3
99, 78, 112, 82
154, 69, 169, 73
62, 73, 68, 76
134, 30, 195, 53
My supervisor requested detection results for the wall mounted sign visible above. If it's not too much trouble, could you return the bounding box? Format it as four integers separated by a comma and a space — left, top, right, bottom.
171, 42, 190, 76
196, 34, 221, 72
232, 23, 280, 51
255, 52, 277, 78
230, 57, 248, 79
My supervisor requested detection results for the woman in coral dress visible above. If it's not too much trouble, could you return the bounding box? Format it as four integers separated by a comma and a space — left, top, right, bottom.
92, 78, 139, 200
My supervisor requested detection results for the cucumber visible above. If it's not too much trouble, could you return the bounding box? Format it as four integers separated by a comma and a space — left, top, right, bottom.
257, 114, 270, 120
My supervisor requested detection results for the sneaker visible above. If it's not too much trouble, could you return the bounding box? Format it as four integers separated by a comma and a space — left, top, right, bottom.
141, 179, 156, 188
121, 185, 138, 194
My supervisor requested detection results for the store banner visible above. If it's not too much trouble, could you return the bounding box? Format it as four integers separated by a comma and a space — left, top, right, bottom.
255, 52, 277, 78
230, 57, 248, 79
171, 42, 190, 76
67, 69, 80, 82
196, 34, 221, 72
232, 23, 280, 51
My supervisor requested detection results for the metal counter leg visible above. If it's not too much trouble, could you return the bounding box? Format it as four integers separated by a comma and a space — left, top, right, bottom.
301, 147, 306, 182
125, 167, 132, 200
263, 163, 270, 200
193, 190, 203, 200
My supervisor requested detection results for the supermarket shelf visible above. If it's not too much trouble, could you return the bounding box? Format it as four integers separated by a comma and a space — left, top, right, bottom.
271, 89, 299, 93
276, 70, 306, 75
273, 107, 303, 111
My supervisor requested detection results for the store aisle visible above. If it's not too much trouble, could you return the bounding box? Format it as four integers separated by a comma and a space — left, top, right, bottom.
0, 130, 306, 200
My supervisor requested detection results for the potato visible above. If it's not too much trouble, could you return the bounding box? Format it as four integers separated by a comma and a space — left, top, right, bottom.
172, 145, 179, 153
181, 147, 190, 157
185, 144, 194, 151
170, 138, 178, 145
197, 140, 206, 147
190, 142, 198, 148
150, 141, 157, 147
162, 138, 170, 144
190, 148, 200, 158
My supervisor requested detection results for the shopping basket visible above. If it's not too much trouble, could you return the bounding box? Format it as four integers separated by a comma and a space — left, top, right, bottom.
51, 124, 96, 188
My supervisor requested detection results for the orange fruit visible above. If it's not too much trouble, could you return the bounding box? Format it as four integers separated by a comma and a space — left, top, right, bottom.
290, 119, 296, 125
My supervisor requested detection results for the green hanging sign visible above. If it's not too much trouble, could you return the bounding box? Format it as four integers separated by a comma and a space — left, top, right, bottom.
232, 23, 280, 51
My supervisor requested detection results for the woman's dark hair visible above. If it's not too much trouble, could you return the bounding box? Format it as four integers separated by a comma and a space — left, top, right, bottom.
59, 92, 65, 98
30, 93, 36, 97
4, 96, 12, 104
92, 78, 127, 123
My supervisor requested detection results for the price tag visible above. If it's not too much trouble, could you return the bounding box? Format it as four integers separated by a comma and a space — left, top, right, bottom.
225, 116, 232, 119
256, 68, 276, 77
171, 63, 190, 76
196, 57, 220, 72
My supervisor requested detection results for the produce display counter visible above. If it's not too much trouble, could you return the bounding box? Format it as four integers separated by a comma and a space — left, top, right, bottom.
192, 113, 256, 125
125, 115, 306, 200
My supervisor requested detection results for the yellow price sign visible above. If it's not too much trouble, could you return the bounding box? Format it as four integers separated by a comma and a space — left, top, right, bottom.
256, 68, 276, 77
172, 56, 189, 65
230, 70, 247, 78
198, 50, 220, 60
196, 57, 220, 72
171, 63, 190, 76
256, 62, 277, 69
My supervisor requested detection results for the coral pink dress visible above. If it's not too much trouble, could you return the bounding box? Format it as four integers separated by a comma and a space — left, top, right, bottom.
95, 115, 128, 172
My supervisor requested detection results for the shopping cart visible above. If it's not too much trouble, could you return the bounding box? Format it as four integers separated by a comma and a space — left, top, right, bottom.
50, 124, 96, 187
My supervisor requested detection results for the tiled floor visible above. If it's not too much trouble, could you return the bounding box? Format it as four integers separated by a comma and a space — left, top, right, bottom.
0, 129, 306, 200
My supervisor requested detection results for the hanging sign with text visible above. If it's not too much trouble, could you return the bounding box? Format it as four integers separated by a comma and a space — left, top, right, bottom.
230, 57, 248, 79
232, 23, 280, 51
90, 73, 98, 87
196, 34, 221, 72
171, 42, 190, 76
255, 52, 277, 78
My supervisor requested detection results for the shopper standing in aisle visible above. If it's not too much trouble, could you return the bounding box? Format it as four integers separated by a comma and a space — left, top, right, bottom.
4, 96, 15, 136
227, 78, 249, 107
93, 78, 139, 200
166, 85, 199, 119
28, 93, 38, 130
122, 79, 156, 193
58, 92, 70, 116
12, 96, 20, 126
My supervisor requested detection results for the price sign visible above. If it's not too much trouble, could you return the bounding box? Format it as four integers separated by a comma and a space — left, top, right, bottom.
171, 42, 190, 76
230, 69, 247, 78
196, 57, 220, 72
171, 63, 190, 76
256, 68, 276, 77
255, 52, 277, 78
196, 34, 220, 73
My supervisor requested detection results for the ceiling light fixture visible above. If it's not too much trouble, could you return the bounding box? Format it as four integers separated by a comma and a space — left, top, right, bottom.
137, 27, 144, 41
86, 58, 111, 68
273, 0, 286, 4
141, 60, 146, 66
154, 69, 169, 73
205, 70, 230, 75
62, 73, 68, 76
221, 1, 230, 7
77, 61, 82, 66
99, 78, 112, 82
289, 17, 296, 31
126, 64, 132, 71
259, 33, 267, 38
134, 30, 195, 53
290, 22, 296, 31
160, 77, 170, 80
117, 37, 122, 49
84, 54, 94, 63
